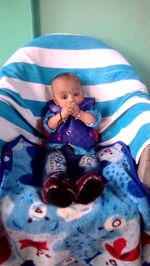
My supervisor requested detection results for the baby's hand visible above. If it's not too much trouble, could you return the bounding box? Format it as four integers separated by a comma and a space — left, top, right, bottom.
70, 103, 80, 118
61, 105, 73, 119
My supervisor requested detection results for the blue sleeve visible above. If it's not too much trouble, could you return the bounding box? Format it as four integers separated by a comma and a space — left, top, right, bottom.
43, 110, 56, 133
86, 107, 101, 128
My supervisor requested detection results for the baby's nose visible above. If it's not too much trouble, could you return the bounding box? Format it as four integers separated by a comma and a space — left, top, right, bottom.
68, 94, 74, 102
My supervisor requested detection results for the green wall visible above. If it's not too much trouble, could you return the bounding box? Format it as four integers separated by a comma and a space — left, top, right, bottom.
0, 0, 150, 88
0, 0, 34, 65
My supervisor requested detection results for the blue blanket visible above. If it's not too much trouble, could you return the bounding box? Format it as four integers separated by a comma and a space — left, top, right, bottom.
1, 136, 150, 266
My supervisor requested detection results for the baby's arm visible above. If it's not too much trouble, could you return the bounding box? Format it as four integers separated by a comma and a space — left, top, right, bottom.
48, 105, 72, 129
47, 113, 62, 130
78, 110, 96, 126
71, 102, 96, 125
79, 110, 96, 125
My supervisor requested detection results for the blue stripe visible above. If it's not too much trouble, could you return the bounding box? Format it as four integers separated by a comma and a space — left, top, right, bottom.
129, 123, 150, 160
0, 89, 47, 117
0, 70, 5, 78
95, 91, 150, 117
23, 100, 48, 117
0, 89, 28, 109
0, 89, 148, 120
100, 103, 150, 142
23, 34, 111, 50
0, 101, 42, 137
1, 91, 149, 120
1, 63, 141, 85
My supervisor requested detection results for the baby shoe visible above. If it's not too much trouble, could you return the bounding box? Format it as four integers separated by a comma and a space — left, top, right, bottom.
76, 173, 104, 204
41, 173, 77, 207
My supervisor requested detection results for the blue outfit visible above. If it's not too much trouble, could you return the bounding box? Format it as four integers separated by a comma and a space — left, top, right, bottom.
43, 97, 101, 155
42, 97, 101, 183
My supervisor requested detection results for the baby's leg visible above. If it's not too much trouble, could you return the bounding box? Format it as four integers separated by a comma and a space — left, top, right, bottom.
75, 154, 104, 204
137, 144, 150, 190
42, 148, 67, 180
41, 148, 77, 207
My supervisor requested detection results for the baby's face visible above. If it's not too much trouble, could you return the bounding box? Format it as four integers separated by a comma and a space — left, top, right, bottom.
52, 77, 84, 108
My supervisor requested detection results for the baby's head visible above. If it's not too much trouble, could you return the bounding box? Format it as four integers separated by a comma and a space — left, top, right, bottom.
51, 73, 84, 108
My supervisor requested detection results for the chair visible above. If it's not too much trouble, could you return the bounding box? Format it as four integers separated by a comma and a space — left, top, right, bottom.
0, 34, 150, 266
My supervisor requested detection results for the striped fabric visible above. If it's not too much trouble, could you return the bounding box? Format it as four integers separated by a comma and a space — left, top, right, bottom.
0, 33, 150, 162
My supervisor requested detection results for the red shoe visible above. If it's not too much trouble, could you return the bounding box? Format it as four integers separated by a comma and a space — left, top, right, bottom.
41, 173, 77, 207
76, 173, 104, 204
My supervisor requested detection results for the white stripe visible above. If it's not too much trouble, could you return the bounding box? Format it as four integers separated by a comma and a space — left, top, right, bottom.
4, 47, 130, 69
0, 77, 52, 101
0, 95, 40, 129
98, 97, 150, 132
0, 117, 43, 145
0, 77, 147, 102
85, 80, 148, 102
100, 111, 150, 149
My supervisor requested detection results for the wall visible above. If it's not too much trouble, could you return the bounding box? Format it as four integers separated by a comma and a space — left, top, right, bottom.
0, 0, 34, 65
0, 0, 150, 88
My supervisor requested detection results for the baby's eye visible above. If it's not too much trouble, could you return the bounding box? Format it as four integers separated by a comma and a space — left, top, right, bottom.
74, 92, 80, 97
61, 95, 68, 99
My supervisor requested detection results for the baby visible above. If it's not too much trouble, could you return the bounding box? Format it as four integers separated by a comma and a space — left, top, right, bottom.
41, 72, 104, 207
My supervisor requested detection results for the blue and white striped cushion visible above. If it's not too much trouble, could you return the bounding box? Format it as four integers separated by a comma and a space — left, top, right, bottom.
0, 33, 150, 162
